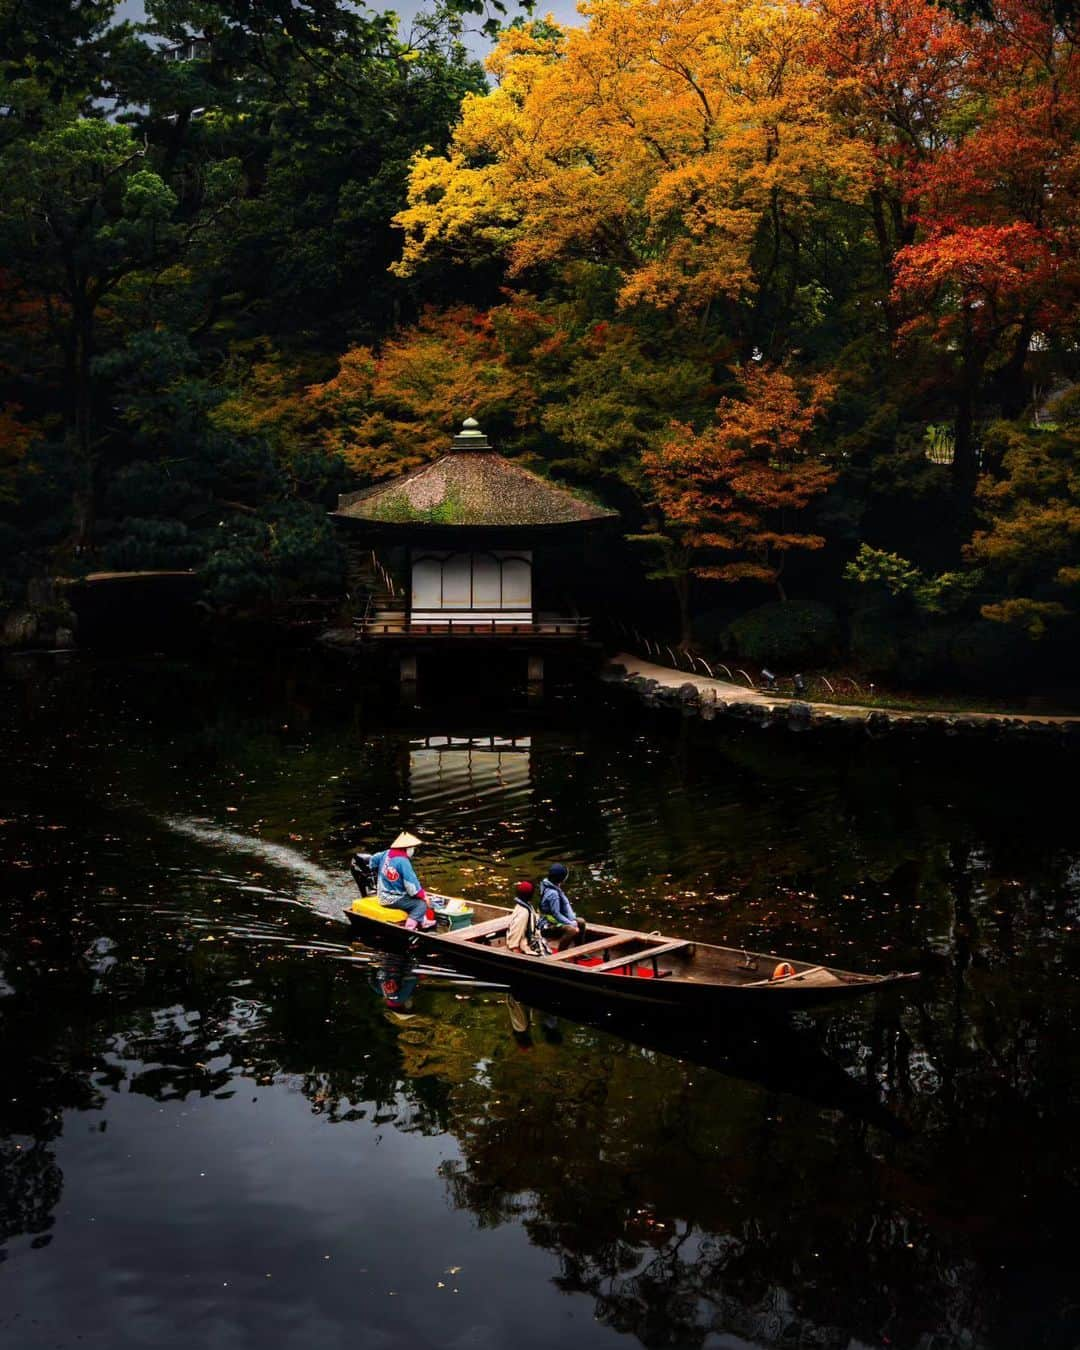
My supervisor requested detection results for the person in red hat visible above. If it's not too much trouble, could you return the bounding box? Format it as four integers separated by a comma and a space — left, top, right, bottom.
506, 879, 548, 955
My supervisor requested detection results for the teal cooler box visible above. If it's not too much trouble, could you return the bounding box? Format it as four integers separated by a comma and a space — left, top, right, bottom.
434, 899, 474, 931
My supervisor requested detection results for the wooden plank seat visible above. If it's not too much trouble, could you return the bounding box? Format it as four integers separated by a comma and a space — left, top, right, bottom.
444, 915, 512, 943
547, 932, 637, 963
590, 941, 689, 975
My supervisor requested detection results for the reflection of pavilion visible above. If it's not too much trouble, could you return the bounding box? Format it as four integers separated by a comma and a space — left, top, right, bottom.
408, 734, 532, 823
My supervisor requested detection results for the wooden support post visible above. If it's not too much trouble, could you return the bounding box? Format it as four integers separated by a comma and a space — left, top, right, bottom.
527, 651, 544, 703
400, 652, 417, 684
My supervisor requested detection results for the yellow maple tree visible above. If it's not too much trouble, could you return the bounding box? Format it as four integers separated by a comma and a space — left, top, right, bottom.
394, 0, 871, 312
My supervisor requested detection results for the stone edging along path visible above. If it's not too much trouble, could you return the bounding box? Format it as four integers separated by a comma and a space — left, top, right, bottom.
604, 653, 1080, 738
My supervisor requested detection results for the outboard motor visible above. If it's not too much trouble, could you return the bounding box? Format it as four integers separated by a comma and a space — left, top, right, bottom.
350, 851, 376, 897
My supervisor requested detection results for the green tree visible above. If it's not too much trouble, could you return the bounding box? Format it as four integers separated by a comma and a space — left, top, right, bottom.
968, 411, 1080, 638
135, 0, 488, 347
1, 118, 186, 546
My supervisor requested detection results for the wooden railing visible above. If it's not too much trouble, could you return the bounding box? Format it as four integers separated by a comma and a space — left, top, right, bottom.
602, 617, 865, 698
354, 614, 591, 640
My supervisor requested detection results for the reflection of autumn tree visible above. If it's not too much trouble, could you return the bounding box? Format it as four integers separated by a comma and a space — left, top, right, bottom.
397, 1001, 1010, 1348
547, 717, 1063, 969
388, 960, 1080, 1346
5, 653, 1080, 1345
0, 1139, 63, 1250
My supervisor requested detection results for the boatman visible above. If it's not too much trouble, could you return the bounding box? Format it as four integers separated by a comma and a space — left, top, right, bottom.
371, 832, 435, 931
539, 863, 586, 951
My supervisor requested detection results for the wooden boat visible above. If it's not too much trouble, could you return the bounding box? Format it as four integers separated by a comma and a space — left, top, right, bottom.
344, 897, 918, 1015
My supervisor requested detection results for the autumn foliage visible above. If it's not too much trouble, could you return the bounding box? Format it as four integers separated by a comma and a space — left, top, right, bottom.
395, 0, 871, 311
304, 307, 535, 478
643, 366, 836, 599
5, 0, 1080, 683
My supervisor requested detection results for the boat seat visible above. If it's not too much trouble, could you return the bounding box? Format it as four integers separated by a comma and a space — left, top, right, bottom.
446, 915, 512, 943
590, 941, 688, 974
351, 896, 408, 924
548, 933, 636, 963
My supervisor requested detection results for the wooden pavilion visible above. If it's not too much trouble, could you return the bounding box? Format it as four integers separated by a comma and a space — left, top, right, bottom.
330, 418, 617, 685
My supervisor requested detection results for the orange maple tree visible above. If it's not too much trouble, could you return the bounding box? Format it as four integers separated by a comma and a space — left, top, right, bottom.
642, 365, 836, 634
303, 306, 536, 479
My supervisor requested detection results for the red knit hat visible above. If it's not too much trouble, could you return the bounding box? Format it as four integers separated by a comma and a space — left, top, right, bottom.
515, 880, 535, 898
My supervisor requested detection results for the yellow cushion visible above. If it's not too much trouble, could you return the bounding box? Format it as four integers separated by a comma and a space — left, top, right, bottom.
351, 896, 408, 924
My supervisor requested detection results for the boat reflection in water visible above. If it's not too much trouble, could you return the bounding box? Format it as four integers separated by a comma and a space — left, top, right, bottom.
366, 719, 909, 1133
364, 948, 909, 1139
369, 953, 421, 1013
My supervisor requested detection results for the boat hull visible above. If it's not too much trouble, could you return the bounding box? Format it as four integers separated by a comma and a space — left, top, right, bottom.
343, 909, 916, 1016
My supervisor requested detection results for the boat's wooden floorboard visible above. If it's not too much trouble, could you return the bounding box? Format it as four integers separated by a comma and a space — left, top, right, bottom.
590, 941, 690, 973
547, 934, 638, 962
373, 900, 898, 991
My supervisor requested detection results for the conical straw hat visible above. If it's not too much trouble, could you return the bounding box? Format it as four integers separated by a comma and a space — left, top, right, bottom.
392, 831, 422, 849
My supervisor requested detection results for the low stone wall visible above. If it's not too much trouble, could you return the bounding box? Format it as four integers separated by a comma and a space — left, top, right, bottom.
602, 655, 1080, 739
1, 578, 77, 652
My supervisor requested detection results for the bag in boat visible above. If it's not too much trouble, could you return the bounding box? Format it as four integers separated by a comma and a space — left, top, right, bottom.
507, 898, 550, 957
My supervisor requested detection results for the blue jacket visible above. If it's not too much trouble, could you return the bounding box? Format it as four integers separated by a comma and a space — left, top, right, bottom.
372, 849, 425, 905
539, 878, 577, 928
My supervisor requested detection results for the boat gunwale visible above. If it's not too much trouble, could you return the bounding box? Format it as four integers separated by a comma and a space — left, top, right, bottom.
347, 896, 918, 993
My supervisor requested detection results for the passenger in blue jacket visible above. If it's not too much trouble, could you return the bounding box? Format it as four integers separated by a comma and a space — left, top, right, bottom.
539, 863, 586, 951
371, 831, 435, 930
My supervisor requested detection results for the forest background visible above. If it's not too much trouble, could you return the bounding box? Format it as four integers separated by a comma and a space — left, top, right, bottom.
2, 0, 1079, 693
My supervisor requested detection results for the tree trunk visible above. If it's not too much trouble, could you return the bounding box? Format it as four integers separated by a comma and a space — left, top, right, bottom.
70, 307, 96, 552
773, 544, 788, 603
951, 336, 986, 519
995, 321, 1035, 424
869, 188, 894, 314
672, 564, 692, 648
951, 390, 978, 510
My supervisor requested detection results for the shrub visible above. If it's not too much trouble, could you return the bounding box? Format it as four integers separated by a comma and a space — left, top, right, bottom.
726, 600, 840, 667
849, 596, 904, 674
851, 603, 1035, 690
945, 620, 1031, 689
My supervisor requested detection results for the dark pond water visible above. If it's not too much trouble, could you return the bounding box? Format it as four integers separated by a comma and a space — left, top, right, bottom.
2, 650, 1079, 1350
